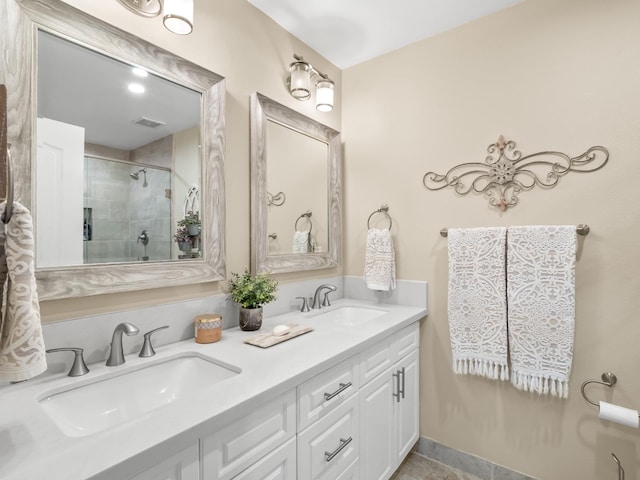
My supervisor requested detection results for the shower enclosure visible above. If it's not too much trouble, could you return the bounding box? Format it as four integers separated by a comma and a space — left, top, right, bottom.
83, 156, 172, 263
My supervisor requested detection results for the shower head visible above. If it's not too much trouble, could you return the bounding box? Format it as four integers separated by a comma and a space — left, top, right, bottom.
129, 168, 147, 183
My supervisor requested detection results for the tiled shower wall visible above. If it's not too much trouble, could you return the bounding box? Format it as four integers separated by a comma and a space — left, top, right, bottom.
83, 157, 171, 263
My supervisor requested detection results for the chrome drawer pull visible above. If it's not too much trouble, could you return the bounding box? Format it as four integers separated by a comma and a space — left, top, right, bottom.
399, 366, 406, 399
324, 381, 352, 401
324, 436, 353, 462
392, 370, 401, 403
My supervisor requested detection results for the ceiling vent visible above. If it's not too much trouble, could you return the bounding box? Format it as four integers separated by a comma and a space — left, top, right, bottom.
132, 117, 166, 128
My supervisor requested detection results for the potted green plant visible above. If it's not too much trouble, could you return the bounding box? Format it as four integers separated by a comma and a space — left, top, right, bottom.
178, 211, 200, 236
174, 227, 193, 252
228, 268, 278, 331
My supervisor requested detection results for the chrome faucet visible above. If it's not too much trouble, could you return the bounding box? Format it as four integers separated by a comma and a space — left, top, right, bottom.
311, 284, 337, 309
106, 322, 139, 366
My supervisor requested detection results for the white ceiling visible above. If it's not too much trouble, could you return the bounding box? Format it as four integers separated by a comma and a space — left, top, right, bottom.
38, 31, 200, 151
247, 0, 524, 69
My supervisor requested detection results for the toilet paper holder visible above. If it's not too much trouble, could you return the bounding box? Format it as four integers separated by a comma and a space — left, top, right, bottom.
581, 372, 618, 407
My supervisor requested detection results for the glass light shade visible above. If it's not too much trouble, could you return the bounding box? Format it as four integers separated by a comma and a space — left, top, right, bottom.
315, 78, 334, 112
163, 0, 193, 35
290, 62, 311, 100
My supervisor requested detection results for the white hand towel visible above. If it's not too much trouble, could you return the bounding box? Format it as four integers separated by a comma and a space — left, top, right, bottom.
0, 202, 47, 382
447, 227, 508, 380
293, 230, 311, 253
364, 228, 396, 291
507, 225, 576, 398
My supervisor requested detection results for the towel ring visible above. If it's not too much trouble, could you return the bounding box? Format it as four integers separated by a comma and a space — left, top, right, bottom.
367, 204, 392, 230
295, 211, 312, 233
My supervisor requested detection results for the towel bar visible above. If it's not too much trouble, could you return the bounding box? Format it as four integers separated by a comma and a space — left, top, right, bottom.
440, 224, 590, 237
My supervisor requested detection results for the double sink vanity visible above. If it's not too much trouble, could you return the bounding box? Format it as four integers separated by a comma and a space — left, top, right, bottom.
1, 299, 426, 480
0, 1, 426, 479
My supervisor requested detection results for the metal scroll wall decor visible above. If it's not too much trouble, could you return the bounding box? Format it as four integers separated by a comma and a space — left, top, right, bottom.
422, 135, 609, 211
267, 191, 286, 207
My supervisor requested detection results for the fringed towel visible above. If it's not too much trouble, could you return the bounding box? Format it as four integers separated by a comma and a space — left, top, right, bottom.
507, 225, 576, 398
0, 202, 47, 382
364, 228, 396, 291
293, 230, 311, 253
447, 227, 508, 380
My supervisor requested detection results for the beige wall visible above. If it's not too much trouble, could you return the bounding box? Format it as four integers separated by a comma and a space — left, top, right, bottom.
41, 0, 342, 321
342, 0, 640, 479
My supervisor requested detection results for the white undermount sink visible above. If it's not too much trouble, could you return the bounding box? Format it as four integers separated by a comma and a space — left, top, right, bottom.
38, 353, 240, 437
315, 306, 388, 326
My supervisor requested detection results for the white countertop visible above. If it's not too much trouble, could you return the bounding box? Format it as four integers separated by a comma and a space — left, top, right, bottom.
0, 299, 426, 480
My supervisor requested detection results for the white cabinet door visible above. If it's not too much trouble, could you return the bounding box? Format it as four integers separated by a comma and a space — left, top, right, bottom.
233, 437, 296, 480
395, 349, 419, 464
128, 443, 199, 480
359, 367, 395, 480
360, 327, 420, 480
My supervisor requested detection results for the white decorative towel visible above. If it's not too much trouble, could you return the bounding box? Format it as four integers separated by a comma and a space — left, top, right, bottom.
447, 227, 508, 380
293, 230, 311, 253
0, 202, 47, 382
364, 228, 396, 291
507, 225, 576, 398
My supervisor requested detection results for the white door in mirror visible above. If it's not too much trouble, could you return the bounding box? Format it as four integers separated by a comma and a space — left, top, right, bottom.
272, 325, 291, 336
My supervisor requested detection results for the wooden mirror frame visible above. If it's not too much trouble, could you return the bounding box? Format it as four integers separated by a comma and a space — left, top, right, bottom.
1, 0, 226, 300
250, 92, 341, 274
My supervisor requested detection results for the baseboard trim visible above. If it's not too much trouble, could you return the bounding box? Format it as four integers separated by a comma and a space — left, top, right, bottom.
415, 436, 536, 480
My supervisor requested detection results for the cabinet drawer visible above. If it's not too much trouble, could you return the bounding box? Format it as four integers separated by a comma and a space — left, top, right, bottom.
297, 393, 360, 480
360, 337, 394, 386
232, 437, 296, 480
393, 322, 419, 362
202, 389, 296, 480
298, 355, 359, 432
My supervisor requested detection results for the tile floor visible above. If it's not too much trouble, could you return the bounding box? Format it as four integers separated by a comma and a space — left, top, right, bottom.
391, 452, 483, 480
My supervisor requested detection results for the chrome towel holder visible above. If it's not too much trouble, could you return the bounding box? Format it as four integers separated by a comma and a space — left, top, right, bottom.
295, 211, 312, 233
439, 224, 590, 237
367, 204, 392, 230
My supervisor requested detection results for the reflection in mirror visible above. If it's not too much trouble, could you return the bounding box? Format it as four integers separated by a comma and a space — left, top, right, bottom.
266, 120, 328, 255
251, 93, 341, 274
1, 0, 226, 299
36, 30, 201, 267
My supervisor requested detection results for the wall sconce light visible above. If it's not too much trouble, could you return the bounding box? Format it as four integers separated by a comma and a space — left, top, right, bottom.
117, 0, 194, 35
288, 54, 335, 112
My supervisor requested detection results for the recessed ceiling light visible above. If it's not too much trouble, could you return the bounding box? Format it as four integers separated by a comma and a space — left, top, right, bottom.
128, 83, 145, 94
132, 67, 148, 77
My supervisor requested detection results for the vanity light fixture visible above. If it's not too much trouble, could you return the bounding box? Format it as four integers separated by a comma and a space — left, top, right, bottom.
288, 54, 335, 112
116, 0, 194, 35
163, 0, 194, 35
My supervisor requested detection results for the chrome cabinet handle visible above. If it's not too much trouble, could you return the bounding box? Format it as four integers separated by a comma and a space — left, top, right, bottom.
139, 325, 169, 358
393, 370, 401, 403
324, 437, 352, 462
324, 381, 352, 401
46, 347, 90, 377
399, 366, 406, 399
